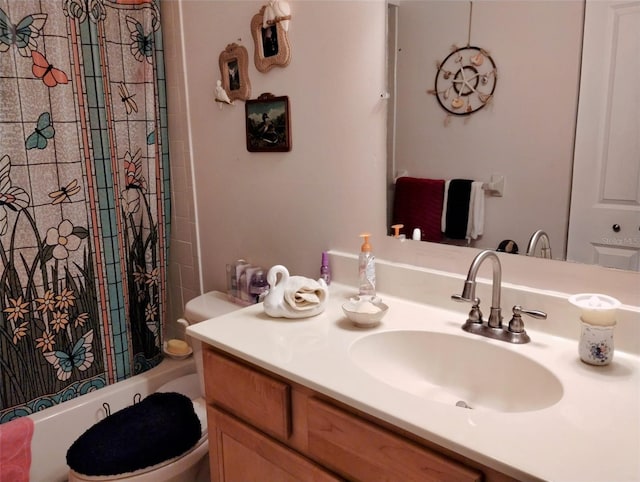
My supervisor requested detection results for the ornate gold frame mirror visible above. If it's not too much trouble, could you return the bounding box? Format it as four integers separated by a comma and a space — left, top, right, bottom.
251, 5, 291, 73
219, 43, 251, 102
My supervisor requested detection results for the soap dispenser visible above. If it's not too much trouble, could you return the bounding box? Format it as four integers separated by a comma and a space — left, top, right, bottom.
358, 233, 376, 296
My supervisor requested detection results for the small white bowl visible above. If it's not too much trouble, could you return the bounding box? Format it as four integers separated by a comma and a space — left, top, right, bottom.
342, 297, 389, 327
162, 341, 193, 360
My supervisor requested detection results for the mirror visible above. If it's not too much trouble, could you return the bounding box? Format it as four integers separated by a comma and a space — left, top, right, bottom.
386, 0, 640, 271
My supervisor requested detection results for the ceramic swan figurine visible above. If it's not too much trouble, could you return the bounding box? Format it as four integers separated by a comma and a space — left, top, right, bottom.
263, 265, 328, 318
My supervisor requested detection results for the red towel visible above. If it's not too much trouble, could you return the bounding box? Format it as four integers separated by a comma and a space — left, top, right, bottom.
0, 416, 34, 482
392, 177, 445, 242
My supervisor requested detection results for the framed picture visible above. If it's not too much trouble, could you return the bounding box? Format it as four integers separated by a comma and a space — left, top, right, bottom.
245, 93, 291, 152
219, 43, 251, 102
250, 6, 291, 73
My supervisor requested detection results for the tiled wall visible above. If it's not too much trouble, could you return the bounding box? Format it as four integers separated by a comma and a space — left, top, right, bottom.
160, 1, 200, 339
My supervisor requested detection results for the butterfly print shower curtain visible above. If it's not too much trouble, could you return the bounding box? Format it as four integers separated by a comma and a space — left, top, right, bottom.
0, 0, 170, 422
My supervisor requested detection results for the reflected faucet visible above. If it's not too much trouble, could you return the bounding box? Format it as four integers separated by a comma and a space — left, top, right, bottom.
526, 229, 552, 259
452, 249, 547, 344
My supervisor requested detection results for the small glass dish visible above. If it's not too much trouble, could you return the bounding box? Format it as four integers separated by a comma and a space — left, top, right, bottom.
342, 296, 389, 327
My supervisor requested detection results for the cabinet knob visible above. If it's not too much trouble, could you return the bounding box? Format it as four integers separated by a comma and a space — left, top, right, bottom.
612, 224, 621, 232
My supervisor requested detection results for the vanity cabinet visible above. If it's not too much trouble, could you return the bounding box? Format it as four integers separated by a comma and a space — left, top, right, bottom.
203, 346, 514, 482
207, 407, 340, 481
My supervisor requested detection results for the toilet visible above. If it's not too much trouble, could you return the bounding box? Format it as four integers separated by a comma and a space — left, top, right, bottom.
68, 291, 241, 482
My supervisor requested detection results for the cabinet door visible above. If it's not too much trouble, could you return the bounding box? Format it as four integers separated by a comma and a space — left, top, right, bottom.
208, 406, 342, 482
203, 348, 291, 440
307, 398, 482, 482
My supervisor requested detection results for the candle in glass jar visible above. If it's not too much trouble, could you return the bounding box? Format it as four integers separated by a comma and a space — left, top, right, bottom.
568, 293, 621, 326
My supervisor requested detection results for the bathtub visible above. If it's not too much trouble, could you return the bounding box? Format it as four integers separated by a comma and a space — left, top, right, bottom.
28, 357, 196, 482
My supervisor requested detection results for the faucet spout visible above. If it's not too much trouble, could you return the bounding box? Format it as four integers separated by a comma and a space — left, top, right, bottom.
453, 250, 502, 329
526, 229, 552, 259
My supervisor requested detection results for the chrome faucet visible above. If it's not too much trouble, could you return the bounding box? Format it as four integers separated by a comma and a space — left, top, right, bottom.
452, 250, 503, 330
452, 249, 547, 344
526, 229, 552, 259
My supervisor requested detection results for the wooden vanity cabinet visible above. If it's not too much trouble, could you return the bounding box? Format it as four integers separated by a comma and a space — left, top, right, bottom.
203, 346, 515, 482
207, 407, 341, 482
203, 349, 291, 440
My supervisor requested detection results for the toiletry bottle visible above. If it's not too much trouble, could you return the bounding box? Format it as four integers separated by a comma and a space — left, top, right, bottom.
320, 251, 331, 285
227, 259, 247, 298
242, 266, 263, 302
358, 233, 376, 296
249, 269, 270, 303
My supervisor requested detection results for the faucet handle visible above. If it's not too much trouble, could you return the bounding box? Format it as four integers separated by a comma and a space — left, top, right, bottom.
451, 294, 483, 318
508, 305, 547, 334
460, 298, 485, 335
467, 298, 483, 323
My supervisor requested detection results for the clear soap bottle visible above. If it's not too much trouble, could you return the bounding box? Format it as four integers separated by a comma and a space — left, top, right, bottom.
358, 233, 376, 296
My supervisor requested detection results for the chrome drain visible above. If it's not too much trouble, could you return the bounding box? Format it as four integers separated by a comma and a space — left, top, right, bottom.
455, 400, 472, 409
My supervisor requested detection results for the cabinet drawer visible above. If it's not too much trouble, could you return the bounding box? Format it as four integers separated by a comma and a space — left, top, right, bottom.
203, 348, 291, 439
208, 407, 341, 482
307, 398, 482, 482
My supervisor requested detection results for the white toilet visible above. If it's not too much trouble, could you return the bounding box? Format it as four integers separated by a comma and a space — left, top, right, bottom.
68, 291, 241, 482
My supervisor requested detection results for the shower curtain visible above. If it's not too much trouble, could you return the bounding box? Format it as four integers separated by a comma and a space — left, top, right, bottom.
0, 0, 170, 422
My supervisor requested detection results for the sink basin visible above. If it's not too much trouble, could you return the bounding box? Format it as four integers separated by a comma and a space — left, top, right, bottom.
349, 330, 563, 413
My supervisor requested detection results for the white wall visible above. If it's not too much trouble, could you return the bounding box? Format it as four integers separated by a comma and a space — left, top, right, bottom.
179, 0, 387, 292
394, 0, 583, 257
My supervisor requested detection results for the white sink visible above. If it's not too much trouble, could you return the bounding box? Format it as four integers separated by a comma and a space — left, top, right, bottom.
349, 330, 563, 413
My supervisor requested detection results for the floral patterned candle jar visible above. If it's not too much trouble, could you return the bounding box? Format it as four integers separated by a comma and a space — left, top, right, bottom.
569, 293, 621, 366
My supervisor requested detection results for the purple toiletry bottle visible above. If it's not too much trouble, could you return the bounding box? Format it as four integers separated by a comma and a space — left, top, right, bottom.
320, 251, 331, 285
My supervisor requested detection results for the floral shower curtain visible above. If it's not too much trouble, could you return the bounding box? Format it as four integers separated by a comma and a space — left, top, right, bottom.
0, 0, 170, 422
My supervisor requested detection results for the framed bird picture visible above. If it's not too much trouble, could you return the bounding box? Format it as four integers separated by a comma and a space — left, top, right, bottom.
250, 4, 291, 73
218, 43, 251, 102
245, 93, 291, 152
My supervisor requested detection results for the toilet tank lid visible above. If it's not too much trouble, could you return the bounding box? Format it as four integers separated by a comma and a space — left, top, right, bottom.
184, 291, 242, 322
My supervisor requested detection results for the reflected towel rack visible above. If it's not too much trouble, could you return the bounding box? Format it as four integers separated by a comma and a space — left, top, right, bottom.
393, 170, 409, 183
394, 171, 504, 197
481, 175, 504, 197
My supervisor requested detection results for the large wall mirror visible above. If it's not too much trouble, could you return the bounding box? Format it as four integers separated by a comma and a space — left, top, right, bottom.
386, 0, 640, 272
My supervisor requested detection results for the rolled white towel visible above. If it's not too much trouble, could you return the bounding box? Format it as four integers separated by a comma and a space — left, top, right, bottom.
283, 277, 327, 311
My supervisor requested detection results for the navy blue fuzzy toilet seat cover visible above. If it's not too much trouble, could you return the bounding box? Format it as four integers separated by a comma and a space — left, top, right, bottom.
66, 392, 201, 476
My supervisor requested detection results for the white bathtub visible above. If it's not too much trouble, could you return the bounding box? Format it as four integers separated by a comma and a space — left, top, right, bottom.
28, 358, 196, 482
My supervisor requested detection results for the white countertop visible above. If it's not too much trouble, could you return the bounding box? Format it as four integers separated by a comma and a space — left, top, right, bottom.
187, 283, 640, 482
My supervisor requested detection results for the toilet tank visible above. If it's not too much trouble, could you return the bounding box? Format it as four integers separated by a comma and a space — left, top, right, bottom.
184, 290, 242, 322
181, 291, 243, 396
